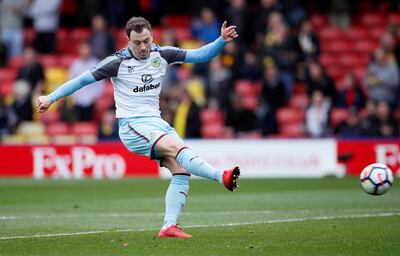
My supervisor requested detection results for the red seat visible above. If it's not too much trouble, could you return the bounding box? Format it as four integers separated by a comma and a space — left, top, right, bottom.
71, 122, 98, 136
39, 54, 59, 68
293, 82, 307, 95
338, 54, 369, 68
71, 28, 91, 43
162, 15, 191, 28
388, 13, 400, 25
46, 122, 70, 135
276, 107, 305, 124
361, 13, 386, 27
38, 111, 60, 124
241, 95, 259, 111
325, 66, 345, 81
320, 54, 337, 68
0, 80, 13, 96
353, 67, 367, 83
8, 56, 24, 69
175, 28, 192, 41
369, 27, 385, 40
323, 40, 353, 54
0, 68, 17, 82
201, 123, 225, 138
310, 14, 328, 29
279, 122, 305, 137
345, 26, 369, 40
59, 55, 76, 68
289, 94, 310, 110
23, 28, 35, 47
235, 80, 262, 97
330, 108, 349, 128
318, 27, 344, 41
200, 109, 224, 125
353, 40, 378, 55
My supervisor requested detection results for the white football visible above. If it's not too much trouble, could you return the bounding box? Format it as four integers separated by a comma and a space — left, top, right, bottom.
360, 163, 394, 195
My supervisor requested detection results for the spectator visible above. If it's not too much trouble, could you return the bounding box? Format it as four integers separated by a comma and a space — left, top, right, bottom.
360, 100, 380, 137
375, 101, 398, 137
16, 48, 45, 94
365, 48, 399, 107
260, 64, 287, 135
98, 108, 119, 141
0, 0, 28, 59
207, 56, 232, 111
225, 93, 259, 137
238, 52, 262, 81
380, 32, 397, 64
69, 42, 104, 121
256, 0, 282, 36
297, 19, 320, 61
191, 7, 220, 44
305, 62, 337, 103
262, 22, 299, 97
225, 0, 250, 47
0, 95, 17, 135
282, 0, 306, 28
305, 90, 330, 137
28, 0, 62, 54
11, 80, 32, 122
173, 88, 201, 139
336, 72, 366, 110
88, 15, 116, 60
335, 108, 363, 138
0, 41, 7, 67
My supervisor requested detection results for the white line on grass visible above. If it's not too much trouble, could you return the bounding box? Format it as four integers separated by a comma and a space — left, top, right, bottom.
0, 212, 399, 241
1, 208, 398, 220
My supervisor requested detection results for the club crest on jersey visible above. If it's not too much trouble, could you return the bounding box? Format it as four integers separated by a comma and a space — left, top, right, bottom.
151, 57, 161, 68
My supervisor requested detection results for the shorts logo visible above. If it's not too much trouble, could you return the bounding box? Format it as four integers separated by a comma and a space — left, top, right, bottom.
151, 57, 161, 68
141, 74, 154, 83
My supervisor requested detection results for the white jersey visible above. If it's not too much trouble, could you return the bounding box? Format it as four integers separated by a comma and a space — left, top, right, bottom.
90, 45, 186, 118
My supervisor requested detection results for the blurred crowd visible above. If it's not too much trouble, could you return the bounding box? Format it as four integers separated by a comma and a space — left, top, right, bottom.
1, 0, 400, 143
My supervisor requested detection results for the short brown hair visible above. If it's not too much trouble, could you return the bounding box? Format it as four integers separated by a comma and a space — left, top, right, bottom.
125, 17, 152, 37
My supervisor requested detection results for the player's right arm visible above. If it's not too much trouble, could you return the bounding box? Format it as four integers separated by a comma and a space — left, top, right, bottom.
36, 55, 121, 113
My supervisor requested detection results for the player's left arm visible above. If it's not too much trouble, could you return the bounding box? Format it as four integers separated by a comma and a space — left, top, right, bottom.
159, 21, 238, 65
184, 21, 238, 63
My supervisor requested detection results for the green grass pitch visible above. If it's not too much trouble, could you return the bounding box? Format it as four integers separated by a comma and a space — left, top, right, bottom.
0, 177, 399, 255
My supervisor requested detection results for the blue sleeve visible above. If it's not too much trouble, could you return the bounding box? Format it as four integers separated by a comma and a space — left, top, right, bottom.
48, 71, 96, 103
184, 36, 226, 63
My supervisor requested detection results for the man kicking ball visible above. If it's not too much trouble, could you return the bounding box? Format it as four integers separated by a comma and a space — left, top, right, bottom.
36, 16, 240, 238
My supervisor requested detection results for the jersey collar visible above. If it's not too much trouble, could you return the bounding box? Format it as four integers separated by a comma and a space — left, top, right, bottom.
128, 47, 150, 61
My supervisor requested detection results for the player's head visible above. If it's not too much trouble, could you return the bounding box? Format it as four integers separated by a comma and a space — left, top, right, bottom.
126, 17, 153, 60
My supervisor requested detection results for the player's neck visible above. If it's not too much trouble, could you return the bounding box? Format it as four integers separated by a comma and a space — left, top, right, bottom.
128, 46, 149, 60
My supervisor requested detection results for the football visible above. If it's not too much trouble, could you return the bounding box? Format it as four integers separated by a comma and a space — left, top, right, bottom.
360, 163, 394, 195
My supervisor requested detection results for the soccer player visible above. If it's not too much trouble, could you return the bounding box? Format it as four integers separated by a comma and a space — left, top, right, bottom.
36, 17, 240, 238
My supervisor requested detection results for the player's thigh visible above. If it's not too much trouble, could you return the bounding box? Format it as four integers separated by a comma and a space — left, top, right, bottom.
161, 157, 190, 175
155, 135, 186, 159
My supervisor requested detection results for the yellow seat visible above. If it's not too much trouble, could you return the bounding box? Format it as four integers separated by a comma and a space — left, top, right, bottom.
17, 121, 45, 136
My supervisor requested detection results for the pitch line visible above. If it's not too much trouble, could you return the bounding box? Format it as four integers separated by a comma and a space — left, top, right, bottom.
0, 212, 399, 241
1, 208, 398, 220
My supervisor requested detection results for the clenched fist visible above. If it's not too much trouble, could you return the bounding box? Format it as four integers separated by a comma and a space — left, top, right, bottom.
36, 95, 52, 113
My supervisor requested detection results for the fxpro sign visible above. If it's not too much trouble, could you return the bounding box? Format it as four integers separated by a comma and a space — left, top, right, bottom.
160, 139, 339, 178
0, 144, 159, 179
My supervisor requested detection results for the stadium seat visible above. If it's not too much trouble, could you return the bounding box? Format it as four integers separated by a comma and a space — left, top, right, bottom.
39, 54, 59, 68
353, 40, 378, 55
289, 94, 310, 110
330, 108, 349, 128
46, 122, 70, 136
59, 55, 76, 68
276, 107, 305, 124
71, 28, 91, 44
353, 67, 367, 83
200, 109, 224, 125
310, 14, 328, 29
8, 56, 24, 69
320, 54, 337, 68
25, 134, 50, 145
325, 66, 345, 82
293, 82, 307, 95
369, 27, 385, 40
17, 122, 45, 135
38, 110, 60, 124
1, 134, 26, 144
318, 27, 344, 41
71, 122, 98, 136
23, 28, 35, 47
338, 54, 369, 68
0, 80, 13, 96
388, 13, 400, 25
162, 15, 191, 28
345, 26, 369, 40
360, 13, 386, 27
323, 40, 353, 54
235, 80, 262, 97
241, 95, 259, 111
279, 122, 305, 138
51, 134, 77, 145
201, 123, 225, 138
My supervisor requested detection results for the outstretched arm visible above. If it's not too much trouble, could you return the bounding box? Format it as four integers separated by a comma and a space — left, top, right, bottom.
184, 21, 238, 63
36, 71, 96, 113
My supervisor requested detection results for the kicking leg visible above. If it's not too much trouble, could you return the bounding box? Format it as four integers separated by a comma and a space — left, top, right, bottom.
158, 157, 192, 238
155, 135, 240, 191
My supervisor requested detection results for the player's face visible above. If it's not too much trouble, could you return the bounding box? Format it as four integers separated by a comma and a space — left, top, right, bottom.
128, 29, 153, 60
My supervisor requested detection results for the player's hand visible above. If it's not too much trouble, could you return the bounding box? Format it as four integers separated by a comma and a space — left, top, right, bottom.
36, 95, 52, 113
221, 21, 238, 43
